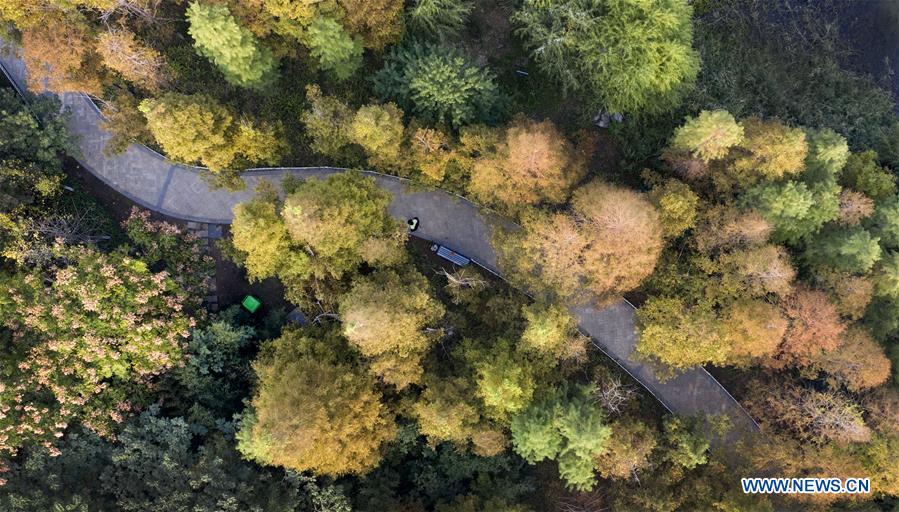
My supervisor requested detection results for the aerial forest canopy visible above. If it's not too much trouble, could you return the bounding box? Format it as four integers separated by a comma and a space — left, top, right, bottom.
0, 0, 898, 511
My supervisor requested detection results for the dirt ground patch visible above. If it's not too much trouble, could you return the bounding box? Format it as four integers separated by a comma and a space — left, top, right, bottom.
211, 225, 291, 313
464, 0, 517, 68
67, 160, 290, 313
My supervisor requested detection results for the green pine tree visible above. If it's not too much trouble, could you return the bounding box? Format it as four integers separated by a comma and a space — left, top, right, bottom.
803, 128, 849, 183
374, 43, 503, 127
670, 110, 744, 163
804, 226, 882, 273
512, 0, 699, 116
510, 385, 610, 491
186, 2, 278, 89
868, 195, 899, 249
306, 16, 363, 81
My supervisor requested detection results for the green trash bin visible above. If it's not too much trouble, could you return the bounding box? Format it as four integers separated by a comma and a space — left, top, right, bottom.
242, 295, 262, 313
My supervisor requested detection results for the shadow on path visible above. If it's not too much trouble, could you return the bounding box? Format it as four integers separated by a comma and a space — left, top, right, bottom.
0, 42, 759, 441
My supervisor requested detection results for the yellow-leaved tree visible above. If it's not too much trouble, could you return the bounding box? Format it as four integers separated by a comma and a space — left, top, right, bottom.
237, 328, 396, 476
468, 116, 589, 213
497, 180, 663, 304
338, 269, 444, 388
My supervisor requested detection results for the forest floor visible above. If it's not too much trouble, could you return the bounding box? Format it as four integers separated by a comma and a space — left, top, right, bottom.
837, 0, 899, 107
66, 159, 291, 313
65, 158, 504, 319
209, 225, 291, 313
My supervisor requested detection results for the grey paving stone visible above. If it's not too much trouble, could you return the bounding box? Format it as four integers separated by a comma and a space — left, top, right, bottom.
0, 43, 759, 441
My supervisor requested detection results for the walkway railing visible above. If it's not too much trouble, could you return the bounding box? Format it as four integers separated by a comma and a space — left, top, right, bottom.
0, 41, 760, 439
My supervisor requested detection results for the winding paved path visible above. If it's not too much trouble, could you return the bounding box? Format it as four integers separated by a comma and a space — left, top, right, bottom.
0, 44, 758, 439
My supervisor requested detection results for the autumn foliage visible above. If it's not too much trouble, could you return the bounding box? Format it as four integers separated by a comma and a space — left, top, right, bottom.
570, 181, 664, 302
722, 299, 787, 361
97, 30, 168, 92
468, 116, 589, 212
0, 246, 191, 454
775, 286, 846, 367
22, 16, 104, 95
498, 181, 663, 304
338, 269, 444, 388
238, 329, 396, 476
812, 327, 891, 392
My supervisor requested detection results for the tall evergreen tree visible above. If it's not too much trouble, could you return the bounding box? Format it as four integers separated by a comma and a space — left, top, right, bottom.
306, 16, 363, 81
186, 2, 277, 89
669, 110, 744, 163
406, 0, 474, 40
374, 43, 503, 127
510, 385, 611, 491
804, 226, 882, 274
513, 0, 699, 115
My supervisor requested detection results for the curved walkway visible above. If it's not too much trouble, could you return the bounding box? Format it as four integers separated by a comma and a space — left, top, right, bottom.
0, 44, 758, 439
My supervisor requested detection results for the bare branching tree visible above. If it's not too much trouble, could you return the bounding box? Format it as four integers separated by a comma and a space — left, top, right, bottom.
437, 267, 487, 290
16, 211, 110, 264
800, 390, 872, 444
593, 375, 637, 415
311, 301, 340, 325
96, 29, 169, 91
555, 487, 608, 512
99, 0, 165, 26
28, 211, 110, 245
